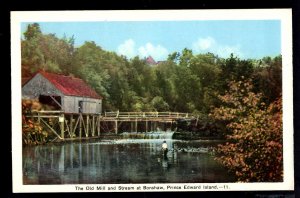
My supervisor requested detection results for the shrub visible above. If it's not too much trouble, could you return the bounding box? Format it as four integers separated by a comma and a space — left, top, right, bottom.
22, 99, 48, 145
210, 79, 283, 182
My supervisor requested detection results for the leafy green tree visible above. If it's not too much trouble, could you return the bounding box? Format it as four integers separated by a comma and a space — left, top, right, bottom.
73, 41, 111, 108
152, 63, 175, 104
22, 23, 74, 74
23, 23, 42, 40
189, 53, 221, 113
167, 52, 180, 63
210, 79, 283, 182
253, 55, 282, 104
172, 66, 201, 112
219, 54, 254, 91
151, 96, 169, 111
179, 48, 193, 67
129, 57, 154, 97
22, 23, 44, 73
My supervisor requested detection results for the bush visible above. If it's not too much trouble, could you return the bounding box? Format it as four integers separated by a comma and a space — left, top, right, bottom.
210, 79, 283, 182
22, 99, 49, 145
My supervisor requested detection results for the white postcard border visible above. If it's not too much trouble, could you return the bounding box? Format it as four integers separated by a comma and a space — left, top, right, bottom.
11, 9, 294, 192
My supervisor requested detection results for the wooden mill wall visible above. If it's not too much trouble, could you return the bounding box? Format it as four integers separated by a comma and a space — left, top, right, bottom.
22, 73, 63, 99
63, 96, 102, 114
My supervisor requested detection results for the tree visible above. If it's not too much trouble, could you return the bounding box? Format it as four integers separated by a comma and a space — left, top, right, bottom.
253, 55, 282, 104
189, 53, 221, 113
219, 54, 253, 91
167, 52, 180, 63
179, 48, 193, 67
73, 41, 111, 108
22, 23, 75, 74
23, 23, 42, 40
151, 96, 169, 111
210, 79, 283, 182
171, 65, 201, 112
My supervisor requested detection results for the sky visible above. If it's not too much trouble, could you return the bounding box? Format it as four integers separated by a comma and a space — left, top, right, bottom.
21, 20, 281, 61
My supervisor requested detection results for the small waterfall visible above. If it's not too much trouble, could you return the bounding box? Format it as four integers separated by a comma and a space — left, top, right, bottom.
122, 131, 174, 139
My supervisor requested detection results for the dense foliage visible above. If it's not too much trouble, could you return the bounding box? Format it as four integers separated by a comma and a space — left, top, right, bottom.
210, 80, 283, 182
22, 99, 48, 145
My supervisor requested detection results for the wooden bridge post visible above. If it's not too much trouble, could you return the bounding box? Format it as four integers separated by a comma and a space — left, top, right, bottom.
70, 114, 73, 137
92, 115, 95, 136
86, 115, 89, 137
135, 119, 138, 132
154, 121, 157, 131
163, 122, 166, 131
131, 122, 134, 132
145, 120, 148, 132
115, 120, 118, 134
59, 114, 65, 139
79, 114, 82, 139
97, 116, 100, 136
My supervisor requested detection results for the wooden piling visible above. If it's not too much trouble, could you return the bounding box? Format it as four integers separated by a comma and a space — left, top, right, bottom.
40, 118, 62, 139
59, 114, 64, 139
92, 115, 95, 136
64, 119, 70, 137
86, 115, 89, 137
70, 115, 73, 137
97, 116, 100, 136
73, 116, 80, 137
79, 114, 82, 138
135, 119, 138, 132
115, 120, 118, 134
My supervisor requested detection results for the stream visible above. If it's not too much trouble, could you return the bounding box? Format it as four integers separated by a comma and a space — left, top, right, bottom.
23, 132, 235, 184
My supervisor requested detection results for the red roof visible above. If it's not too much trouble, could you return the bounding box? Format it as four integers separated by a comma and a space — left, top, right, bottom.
38, 71, 102, 99
145, 56, 157, 65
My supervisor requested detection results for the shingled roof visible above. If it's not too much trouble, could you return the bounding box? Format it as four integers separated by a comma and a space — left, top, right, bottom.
33, 71, 102, 99
145, 56, 157, 65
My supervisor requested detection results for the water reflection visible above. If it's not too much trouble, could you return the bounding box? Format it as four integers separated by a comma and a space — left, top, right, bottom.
23, 139, 235, 184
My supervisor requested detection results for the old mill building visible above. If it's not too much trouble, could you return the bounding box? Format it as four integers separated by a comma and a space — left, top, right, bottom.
22, 71, 102, 114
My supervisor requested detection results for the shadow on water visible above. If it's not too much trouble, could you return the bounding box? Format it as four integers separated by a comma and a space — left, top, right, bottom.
23, 131, 235, 184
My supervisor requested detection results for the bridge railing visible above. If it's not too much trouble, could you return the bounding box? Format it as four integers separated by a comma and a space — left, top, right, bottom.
104, 111, 193, 119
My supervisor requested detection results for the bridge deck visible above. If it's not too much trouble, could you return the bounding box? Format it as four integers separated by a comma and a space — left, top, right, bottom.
102, 111, 194, 121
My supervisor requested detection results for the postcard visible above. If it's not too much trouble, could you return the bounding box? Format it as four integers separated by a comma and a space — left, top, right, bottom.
11, 9, 293, 192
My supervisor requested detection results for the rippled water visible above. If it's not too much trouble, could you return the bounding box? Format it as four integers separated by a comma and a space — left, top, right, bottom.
23, 134, 235, 184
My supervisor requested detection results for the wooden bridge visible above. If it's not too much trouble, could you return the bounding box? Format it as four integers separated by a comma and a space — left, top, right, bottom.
103, 111, 193, 121
26, 111, 196, 141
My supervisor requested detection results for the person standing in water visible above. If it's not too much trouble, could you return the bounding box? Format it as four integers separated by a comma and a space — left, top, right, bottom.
162, 140, 168, 157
